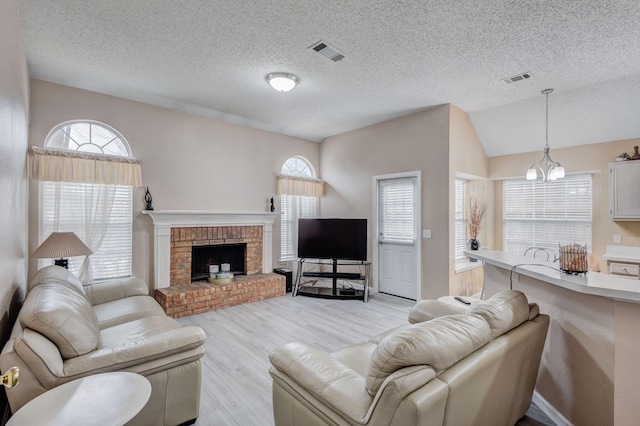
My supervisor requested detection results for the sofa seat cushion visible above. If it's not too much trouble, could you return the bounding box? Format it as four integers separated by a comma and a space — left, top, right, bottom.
100, 315, 181, 348
465, 290, 530, 339
93, 296, 167, 329
19, 283, 101, 359
366, 314, 491, 396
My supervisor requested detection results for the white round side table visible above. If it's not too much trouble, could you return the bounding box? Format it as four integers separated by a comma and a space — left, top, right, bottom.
7, 372, 151, 426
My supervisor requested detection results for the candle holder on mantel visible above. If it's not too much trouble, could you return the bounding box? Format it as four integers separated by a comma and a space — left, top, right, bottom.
144, 187, 154, 210
632, 146, 640, 160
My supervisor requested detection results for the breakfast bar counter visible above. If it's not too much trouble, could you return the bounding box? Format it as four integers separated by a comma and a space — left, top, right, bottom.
464, 250, 640, 426
465, 250, 640, 302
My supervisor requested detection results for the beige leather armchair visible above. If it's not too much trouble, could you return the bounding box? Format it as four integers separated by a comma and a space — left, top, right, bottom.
0, 266, 206, 426
269, 290, 549, 426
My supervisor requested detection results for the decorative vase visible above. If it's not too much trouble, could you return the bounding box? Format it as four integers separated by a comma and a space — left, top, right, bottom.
467, 238, 479, 262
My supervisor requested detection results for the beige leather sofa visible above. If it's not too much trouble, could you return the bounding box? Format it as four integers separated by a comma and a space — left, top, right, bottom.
269, 290, 549, 426
0, 266, 206, 426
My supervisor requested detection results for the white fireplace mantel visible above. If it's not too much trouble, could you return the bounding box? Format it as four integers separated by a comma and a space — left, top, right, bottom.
141, 210, 279, 289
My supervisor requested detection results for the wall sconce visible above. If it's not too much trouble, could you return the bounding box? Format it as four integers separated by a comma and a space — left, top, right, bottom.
31, 232, 93, 269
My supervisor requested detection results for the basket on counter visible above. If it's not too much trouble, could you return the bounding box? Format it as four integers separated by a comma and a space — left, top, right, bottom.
559, 243, 588, 274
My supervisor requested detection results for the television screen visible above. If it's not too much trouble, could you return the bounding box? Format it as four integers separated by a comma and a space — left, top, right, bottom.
297, 218, 367, 261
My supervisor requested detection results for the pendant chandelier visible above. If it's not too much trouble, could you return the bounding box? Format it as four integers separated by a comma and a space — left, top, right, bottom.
526, 88, 565, 182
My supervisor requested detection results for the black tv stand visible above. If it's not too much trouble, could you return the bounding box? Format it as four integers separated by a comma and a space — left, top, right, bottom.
293, 258, 370, 302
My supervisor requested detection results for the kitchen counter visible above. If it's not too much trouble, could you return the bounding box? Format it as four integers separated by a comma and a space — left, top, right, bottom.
465, 249, 640, 303
463, 249, 640, 425
602, 245, 640, 263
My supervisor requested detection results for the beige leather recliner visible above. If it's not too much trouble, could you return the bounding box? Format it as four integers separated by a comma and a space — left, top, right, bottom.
0, 266, 206, 426
269, 290, 549, 426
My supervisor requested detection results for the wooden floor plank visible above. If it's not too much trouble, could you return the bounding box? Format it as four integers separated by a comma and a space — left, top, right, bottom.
177, 292, 554, 425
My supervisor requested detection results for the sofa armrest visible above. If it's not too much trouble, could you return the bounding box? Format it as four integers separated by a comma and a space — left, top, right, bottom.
269, 342, 373, 423
84, 277, 149, 305
63, 325, 206, 376
408, 300, 466, 323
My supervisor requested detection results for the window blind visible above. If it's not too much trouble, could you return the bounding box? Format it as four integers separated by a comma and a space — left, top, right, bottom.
379, 178, 415, 242
40, 181, 132, 279
455, 179, 466, 260
280, 194, 319, 261
503, 174, 592, 255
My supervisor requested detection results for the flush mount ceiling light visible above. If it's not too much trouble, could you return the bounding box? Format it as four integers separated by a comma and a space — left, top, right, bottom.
526, 88, 565, 182
266, 73, 299, 92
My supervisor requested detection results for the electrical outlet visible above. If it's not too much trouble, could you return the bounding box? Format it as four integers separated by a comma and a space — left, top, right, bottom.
512, 272, 519, 283
422, 229, 432, 239
613, 234, 622, 243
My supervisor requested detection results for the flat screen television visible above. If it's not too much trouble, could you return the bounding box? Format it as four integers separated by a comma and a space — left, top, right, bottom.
297, 218, 367, 261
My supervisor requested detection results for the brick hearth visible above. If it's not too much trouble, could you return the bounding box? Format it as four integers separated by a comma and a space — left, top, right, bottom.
155, 273, 285, 318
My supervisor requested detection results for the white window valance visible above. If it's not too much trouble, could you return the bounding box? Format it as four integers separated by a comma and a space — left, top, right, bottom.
30, 147, 143, 187
277, 175, 324, 197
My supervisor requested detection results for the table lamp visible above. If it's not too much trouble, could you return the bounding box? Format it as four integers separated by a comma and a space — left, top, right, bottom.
31, 232, 93, 269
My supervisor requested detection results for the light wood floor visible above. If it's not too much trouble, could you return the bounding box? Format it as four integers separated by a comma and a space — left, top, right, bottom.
177, 293, 554, 426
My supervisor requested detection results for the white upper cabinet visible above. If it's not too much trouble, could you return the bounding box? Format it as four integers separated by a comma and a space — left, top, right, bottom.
609, 161, 640, 220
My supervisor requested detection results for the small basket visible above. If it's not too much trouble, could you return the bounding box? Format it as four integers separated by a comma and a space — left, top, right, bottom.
559, 243, 588, 274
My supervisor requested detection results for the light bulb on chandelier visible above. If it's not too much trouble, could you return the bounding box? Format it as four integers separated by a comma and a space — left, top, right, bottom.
526, 88, 565, 182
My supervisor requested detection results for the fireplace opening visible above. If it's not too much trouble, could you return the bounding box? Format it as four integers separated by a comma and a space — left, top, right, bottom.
191, 243, 246, 282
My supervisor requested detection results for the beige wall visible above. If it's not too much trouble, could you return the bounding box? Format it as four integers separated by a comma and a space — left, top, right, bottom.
449, 105, 491, 296
321, 105, 451, 300
0, 0, 29, 343
489, 138, 640, 269
27, 80, 320, 287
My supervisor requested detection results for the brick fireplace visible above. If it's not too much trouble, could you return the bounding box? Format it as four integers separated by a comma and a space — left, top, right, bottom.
142, 210, 279, 289
142, 211, 283, 317
170, 225, 262, 285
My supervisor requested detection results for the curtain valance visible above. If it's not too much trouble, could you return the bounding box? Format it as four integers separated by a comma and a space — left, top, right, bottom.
30, 147, 143, 187
277, 175, 324, 197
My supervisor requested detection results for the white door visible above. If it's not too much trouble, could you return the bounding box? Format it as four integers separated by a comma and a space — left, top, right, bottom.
376, 174, 419, 300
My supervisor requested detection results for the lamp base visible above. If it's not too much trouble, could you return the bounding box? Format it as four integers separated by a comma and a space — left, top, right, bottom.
54, 258, 69, 269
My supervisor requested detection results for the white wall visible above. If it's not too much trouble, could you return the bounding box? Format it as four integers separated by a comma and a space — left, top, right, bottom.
0, 0, 29, 347
0, 2, 29, 419
27, 80, 320, 287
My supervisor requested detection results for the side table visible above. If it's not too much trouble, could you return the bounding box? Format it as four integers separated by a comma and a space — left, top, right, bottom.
7, 372, 151, 426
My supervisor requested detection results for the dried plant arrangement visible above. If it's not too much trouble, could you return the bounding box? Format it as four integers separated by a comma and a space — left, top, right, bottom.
468, 192, 487, 240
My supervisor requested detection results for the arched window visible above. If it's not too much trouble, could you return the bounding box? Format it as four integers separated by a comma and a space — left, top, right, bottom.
278, 156, 322, 261
45, 120, 132, 156
37, 120, 138, 281
281, 156, 315, 177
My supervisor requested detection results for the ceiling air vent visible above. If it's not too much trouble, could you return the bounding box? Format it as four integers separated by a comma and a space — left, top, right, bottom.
309, 40, 345, 62
501, 72, 532, 85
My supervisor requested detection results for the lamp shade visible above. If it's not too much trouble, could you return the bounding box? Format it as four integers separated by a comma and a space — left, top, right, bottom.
31, 232, 93, 259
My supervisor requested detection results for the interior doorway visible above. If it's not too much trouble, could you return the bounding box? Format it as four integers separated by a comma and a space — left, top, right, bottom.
373, 171, 420, 300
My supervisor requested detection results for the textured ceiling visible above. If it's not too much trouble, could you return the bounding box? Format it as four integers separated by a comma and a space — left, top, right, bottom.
16, 0, 640, 157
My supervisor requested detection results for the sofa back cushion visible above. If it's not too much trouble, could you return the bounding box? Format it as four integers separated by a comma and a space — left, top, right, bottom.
465, 290, 530, 339
366, 314, 491, 396
19, 282, 101, 359
28, 265, 87, 299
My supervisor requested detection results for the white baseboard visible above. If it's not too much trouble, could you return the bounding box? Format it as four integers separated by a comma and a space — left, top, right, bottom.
532, 390, 573, 426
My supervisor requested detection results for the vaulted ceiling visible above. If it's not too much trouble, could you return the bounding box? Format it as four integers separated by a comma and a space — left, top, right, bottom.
16, 0, 640, 157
